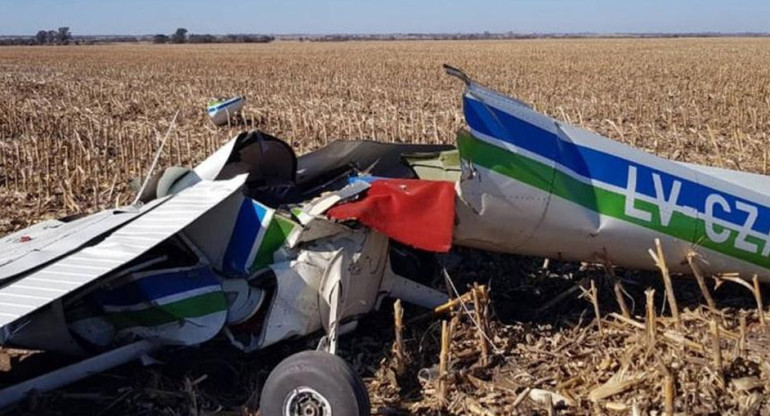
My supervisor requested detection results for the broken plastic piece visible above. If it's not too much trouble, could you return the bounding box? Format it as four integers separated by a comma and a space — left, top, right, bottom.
207, 96, 244, 126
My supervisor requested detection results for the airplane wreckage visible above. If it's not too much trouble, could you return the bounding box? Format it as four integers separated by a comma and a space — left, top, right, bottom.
2, 65, 770, 414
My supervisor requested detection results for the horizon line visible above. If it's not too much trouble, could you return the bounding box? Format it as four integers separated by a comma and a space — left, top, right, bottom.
2, 30, 770, 38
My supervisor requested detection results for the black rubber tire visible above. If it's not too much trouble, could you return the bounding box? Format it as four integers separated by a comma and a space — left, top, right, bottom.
259, 350, 370, 416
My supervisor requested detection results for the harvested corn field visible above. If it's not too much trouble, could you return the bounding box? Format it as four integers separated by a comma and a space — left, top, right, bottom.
2, 39, 770, 233
2, 39, 770, 415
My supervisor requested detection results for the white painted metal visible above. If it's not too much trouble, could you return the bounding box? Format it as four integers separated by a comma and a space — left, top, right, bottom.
0, 204, 162, 284
0, 175, 246, 329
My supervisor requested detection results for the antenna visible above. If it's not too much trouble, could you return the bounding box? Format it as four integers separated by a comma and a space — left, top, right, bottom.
132, 111, 180, 206
443, 64, 471, 86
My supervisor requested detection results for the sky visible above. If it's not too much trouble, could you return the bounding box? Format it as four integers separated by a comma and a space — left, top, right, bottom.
0, 0, 768, 36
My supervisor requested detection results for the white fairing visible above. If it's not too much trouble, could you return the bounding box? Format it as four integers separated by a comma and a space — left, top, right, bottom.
208, 97, 245, 126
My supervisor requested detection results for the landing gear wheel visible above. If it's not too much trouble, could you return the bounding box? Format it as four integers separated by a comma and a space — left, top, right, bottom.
260, 350, 370, 416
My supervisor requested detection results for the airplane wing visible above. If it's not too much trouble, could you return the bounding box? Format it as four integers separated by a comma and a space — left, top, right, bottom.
0, 175, 247, 332
0, 203, 165, 285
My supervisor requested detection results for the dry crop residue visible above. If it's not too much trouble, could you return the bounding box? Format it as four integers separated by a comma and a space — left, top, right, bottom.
1, 38, 770, 415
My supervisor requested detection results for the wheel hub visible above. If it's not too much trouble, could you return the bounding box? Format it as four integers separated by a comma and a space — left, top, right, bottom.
284, 387, 331, 416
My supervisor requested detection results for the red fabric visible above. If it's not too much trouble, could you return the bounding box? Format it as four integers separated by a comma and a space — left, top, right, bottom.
328, 179, 455, 252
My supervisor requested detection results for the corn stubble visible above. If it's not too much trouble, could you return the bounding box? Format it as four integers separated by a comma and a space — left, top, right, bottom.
2, 39, 770, 233
1, 38, 770, 414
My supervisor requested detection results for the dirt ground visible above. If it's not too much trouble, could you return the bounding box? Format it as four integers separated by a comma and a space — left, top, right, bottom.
2, 39, 770, 415
3, 245, 770, 415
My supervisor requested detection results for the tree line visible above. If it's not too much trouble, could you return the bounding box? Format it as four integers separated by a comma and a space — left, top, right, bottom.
0, 27, 274, 46
35, 27, 72, 45
0, 27, 72, 45
151, 28, 274, 44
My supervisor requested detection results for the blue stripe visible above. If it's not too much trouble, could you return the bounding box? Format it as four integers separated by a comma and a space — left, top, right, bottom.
207, 97, 243, 113
96, 266, 219, 308
464, 95, 770, 234
222, 199, 268, 275
347, 175, 381, 185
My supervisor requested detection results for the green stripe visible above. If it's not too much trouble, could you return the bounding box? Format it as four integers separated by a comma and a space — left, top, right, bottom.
107, 291, 226, 329
250, 214, 297, 271
290, 207, 303, 218
457, 132, 770, 270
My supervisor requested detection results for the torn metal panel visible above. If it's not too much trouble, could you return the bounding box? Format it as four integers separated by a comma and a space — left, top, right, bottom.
299, 180, 371, 220
295, 141, 454, 187
227, 256, 325, 352
450, 68, 770, 280
318, 231, 390, 331
286, 215, 351, 248
0, 175, 246, 332
228, 230, 381, 351
225, 227, 438, 353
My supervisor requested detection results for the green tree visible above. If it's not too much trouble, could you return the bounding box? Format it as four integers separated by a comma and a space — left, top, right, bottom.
46, 30, 57, 44
171, 28, 188, 44
35, 30, 47, 45
56, 26, 72, 45
56, 27, 71, 45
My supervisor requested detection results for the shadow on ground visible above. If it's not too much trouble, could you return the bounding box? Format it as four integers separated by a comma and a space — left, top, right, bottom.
1, 246, 765, 415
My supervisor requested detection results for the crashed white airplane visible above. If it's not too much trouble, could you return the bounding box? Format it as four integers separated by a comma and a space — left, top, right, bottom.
1, 66, 768, 415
